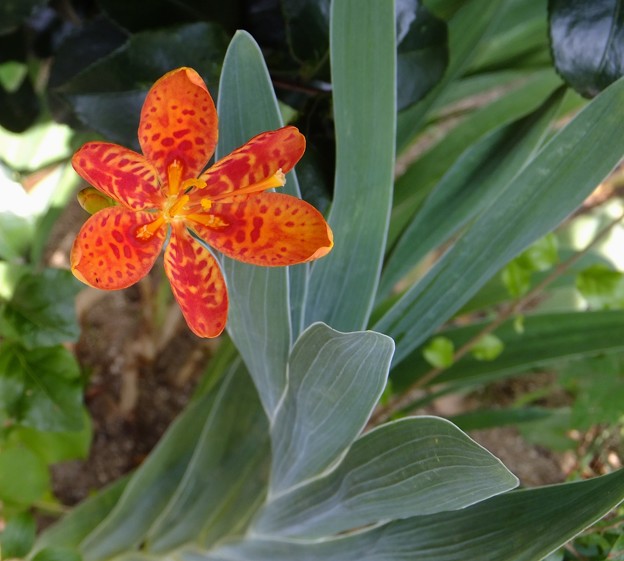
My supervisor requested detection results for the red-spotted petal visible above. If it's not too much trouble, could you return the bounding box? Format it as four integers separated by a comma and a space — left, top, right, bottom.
71, 207, 166, 290
164, 221, 228, 338
188, 193, 333, 266
72, 142, 164, 210
194, 126, 305, 200
138, 67, 217, 183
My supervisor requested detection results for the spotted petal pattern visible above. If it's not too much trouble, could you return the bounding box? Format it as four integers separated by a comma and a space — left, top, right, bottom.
139, 67, 218, 183
72, 143, 163, 211
71, 207, 166, 290
195, 126, 305, 200
164, 222, 228, 337
189, 193, 333, 266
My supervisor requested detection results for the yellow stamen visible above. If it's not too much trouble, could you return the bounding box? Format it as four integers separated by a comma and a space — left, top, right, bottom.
167, 160, 183, 196
211, 169, 286, 202
186, 213, 229, 229
168, 194, 190, 217
136, 215, 165, 240
181, 178, 207, 191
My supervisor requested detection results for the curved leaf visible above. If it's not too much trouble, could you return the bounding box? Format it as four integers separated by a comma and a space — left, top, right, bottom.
269, 323, 394, 495
549, 0, 624, 98
255, 416, 517, 538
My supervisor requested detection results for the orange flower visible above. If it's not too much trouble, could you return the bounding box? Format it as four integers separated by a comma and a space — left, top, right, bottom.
71, 67, 333, 338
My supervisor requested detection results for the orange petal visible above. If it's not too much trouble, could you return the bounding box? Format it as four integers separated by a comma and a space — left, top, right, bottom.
194, 126, 305, 200
189, 193, 333, 266
72, 142, 164, 210
71, 207, 166, 290
164, 222, 228, 338
138, 67, 217, 183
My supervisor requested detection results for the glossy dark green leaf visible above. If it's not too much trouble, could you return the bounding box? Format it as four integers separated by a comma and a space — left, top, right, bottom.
204, 469, 624, 561
282, 0, 330, 66
396, 0, 448, 110
549, 0, 624, 98
255, 417, 516, 538
0, 269, 81, 348
99, 0, 240, 33
0, 0, 46, 34
376, 75, 624, 365
0, 75, 39, 132
305, 0, 396, 331
57, 23, 228, 148
0, 342, 83, 432
396, 0, 505, 153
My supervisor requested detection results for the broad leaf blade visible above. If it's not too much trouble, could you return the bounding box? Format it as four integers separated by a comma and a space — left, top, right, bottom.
549, 0, 624, 98
376, 75, 624, 365
304, 0, 396, 332
269, 323, 394, 495
216, 30, 305, 417
201, 469, 624, 561
255, 416, 517, 538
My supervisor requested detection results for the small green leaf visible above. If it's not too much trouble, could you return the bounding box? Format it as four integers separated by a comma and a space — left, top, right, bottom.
0, 512, 36, 558
549, 0, 624, 97
576, 264, 624, 309
471, 333, 504, 361
501, 259, 532, 298
423, 336, 454, 368
0, 342, 84, 432
0, 268, 81, 348
516, 232, 559, 272
0, 446, 49, 506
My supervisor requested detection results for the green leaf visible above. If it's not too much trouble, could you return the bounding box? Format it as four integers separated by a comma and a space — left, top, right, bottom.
0, 342, 83, 432
254, 417, 517, 538
0, 446, 49, 506
58, 23, 228, 149
0, 211, 32, 261
205, 469, 624, 561
305, 0, 396, 331
269, 323, 394, 495
10, 409, 92, 464
0, 0, 46, 34
0, 75, 40, 132
34, 478, 128, 554
0, 268, 81, 348
549, 0, 624, 97
389, 70, 562, 251
32, 547, 83, 561
376, 75, 624, 366
471, 333, 504, 361
422, 336, 454, 368
515, 232, 559, 272
396, 0, 506, 153
78, 362, 268, 559
501, 259, 533, 298
216, 30, 305, 416
282, 0, 330, 66
0, 512, 36, 558
576, 264, 624, 309
390, 311, 624, 395
450, 406, 553, 432
396, 0, 448, 110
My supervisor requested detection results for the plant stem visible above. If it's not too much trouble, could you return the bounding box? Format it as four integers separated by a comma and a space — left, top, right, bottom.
370, 208, 624, 427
